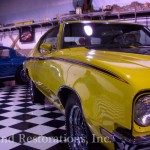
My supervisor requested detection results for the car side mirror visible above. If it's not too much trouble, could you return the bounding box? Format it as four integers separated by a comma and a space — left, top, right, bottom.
40, 43, 52, 52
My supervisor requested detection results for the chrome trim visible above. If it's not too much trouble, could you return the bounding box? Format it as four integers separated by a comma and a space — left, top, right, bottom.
100, 127, 115, 142
113, 130, 150, 145
0, 76, 14, 79
100, 127, 150, 145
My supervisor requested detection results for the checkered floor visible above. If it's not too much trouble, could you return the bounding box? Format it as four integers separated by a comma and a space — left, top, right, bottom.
0, 85, 69, 150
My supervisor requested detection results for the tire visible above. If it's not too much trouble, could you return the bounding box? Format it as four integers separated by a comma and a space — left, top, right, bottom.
30, 80, 45, 105
15, 66, 29, 85
0, 82, 5, 88
65, 94, 92, 150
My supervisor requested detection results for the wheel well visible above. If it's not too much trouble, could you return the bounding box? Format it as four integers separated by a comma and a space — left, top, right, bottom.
16, 65, 23, 72
18, 65, 23, 69
15, 65, 22, 75
57, 86, 81, 109
58, 86, 93, 137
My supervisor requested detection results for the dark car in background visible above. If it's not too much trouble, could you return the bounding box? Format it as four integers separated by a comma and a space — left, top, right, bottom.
0, 46, 28, 84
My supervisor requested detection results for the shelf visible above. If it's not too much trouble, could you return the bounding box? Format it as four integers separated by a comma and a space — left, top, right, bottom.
0, 20, 59, 32
105, 9, 150, 20
59, 9, 150, 20
0, 9, 150, 32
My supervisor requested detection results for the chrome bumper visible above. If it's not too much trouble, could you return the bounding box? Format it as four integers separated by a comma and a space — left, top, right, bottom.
100, 127, 150, 149
113, 128, 150, 149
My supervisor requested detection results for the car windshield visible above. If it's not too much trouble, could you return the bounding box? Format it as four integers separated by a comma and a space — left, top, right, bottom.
15, 51, 23, 56
63, 22, 150, 55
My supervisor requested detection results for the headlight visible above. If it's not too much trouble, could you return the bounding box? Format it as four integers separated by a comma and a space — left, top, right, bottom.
134, 95, 150, 127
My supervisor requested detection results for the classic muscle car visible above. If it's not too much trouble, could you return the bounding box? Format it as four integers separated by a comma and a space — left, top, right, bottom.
25, 21, 150, 150
0, 46, 28, 84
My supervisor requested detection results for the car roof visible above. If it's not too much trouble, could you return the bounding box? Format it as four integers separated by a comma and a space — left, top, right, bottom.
0, 46, 14, 50
63, 20, 142, 26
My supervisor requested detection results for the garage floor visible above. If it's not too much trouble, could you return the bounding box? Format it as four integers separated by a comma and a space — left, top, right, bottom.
0, 84, 107, 150
0, 84, 69, 150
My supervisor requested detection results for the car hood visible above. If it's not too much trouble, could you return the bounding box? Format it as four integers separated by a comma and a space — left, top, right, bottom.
55, 47, 150, 90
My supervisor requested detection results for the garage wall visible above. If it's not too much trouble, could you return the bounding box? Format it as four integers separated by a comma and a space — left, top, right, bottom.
112, 0, 148, 5
93, 0, 149, 9
0, 27, 51, 56
0, 0, 74, 24
0, 0, 149, 55
0, 0, 149, 24
0, 0, 74, 54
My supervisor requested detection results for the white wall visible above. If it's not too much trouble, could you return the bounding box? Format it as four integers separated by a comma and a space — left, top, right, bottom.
0, 0, 74, 55
92, 0, 149, 10
0, 26, 51, 55
0, 0, 74, 24
0, 0, 149, 55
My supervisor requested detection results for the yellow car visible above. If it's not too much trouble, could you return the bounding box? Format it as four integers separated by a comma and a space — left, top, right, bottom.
25, 20, 150, 150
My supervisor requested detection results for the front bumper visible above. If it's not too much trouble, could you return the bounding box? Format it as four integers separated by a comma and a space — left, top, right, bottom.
113, 128, 150, 150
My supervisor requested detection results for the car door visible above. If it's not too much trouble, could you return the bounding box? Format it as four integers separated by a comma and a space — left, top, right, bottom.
0, 48, 14, 78
31, 26, 63, 105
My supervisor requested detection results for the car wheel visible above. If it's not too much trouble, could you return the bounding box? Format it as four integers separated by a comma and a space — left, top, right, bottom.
0, 82, 5, 88
15, 66, 29, 84
30, 81, 45, 105
65, 94, 92, 150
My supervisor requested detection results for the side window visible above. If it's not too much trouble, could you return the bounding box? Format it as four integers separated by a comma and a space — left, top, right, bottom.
0, 49, 10, 59
63, 23, 101, 49
139, 30, 150, 45
63, 24, 85, 48
39, 26, 59, 53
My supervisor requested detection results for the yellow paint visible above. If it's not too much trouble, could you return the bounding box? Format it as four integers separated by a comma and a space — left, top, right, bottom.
25, 21, 150, 150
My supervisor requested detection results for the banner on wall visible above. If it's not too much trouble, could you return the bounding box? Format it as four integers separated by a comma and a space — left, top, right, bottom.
19, 27, 34, 43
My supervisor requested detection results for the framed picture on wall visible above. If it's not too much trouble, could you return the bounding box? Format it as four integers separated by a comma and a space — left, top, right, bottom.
19, 27, 34, 42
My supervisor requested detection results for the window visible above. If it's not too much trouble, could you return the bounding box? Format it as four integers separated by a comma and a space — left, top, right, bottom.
0, 49, 10, 58
39, 26, 59, 53
139, 29, 150, 45
63, 23, 108, 48
62, 23, 150, 55
15, 51, 22, 57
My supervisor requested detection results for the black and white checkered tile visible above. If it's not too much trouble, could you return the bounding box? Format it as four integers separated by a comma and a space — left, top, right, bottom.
0, 85, 69, 150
